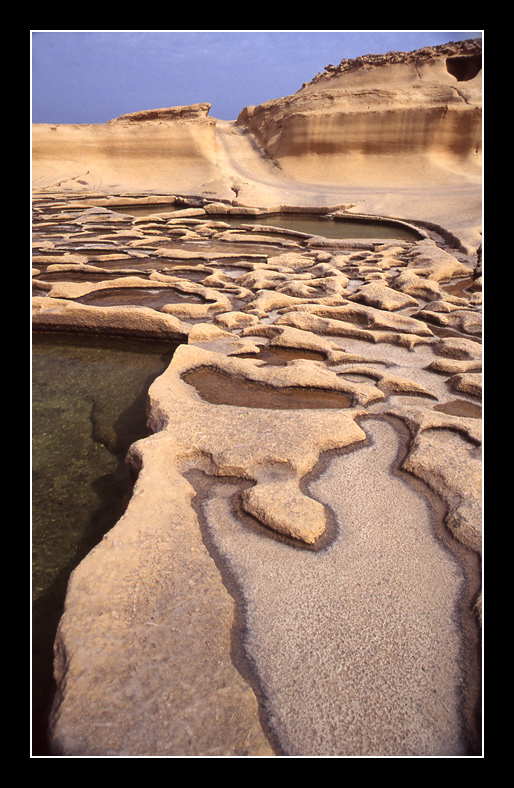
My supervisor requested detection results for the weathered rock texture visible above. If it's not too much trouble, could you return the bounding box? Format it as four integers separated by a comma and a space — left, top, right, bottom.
32, 103, 220, 196
32, 38, 483, 758
238, 39, 481, 184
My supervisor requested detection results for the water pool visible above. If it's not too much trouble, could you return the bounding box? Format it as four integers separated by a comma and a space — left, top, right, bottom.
31, 333, 179, 754
221, 213, 422, 241
96, 202, 423, 241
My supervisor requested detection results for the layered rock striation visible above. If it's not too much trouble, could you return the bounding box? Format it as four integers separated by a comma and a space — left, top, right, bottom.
32, 102, 221, 195
237, 40, 482, 186
32, 39, 482, 251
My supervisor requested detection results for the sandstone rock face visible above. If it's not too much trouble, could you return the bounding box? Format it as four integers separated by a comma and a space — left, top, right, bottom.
237, 40, 482, 187
32, 40, 482, 252
110, 103, 213, 123
32, 103, 222, 196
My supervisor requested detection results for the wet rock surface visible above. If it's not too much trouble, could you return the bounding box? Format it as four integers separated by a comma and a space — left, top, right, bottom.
32, 193, 482, 756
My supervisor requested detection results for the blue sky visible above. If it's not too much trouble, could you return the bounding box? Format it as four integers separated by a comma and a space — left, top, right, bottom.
31, 30, 483, 124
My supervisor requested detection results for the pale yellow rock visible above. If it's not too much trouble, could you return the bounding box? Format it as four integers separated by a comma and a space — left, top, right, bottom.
165, 207, 206, 218
449, 372, 482, 399
281, 302, 435, 337
188, 323, 233, 342
238, 44, 481, 172
426, 357, 482, 375
235, 268, 289, 290
214, 311, 260, 330
31, 296, 190, 340
393, 270, 443, 300
188, 323, 261, 356
241, 479, 327, 544
349, 280, 419, 311
48, 430, 274, 757
404, 242, 473, 282
403, 427, 482, 554
32, 47, 482, 250
204, 201, 230, 214
434, 336, 483, 360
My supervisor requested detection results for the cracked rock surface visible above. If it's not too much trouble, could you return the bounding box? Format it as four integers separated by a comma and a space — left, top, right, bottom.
32, 192, 482, 756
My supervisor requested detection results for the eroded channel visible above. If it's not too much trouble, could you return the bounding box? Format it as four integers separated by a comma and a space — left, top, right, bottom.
186, 416, 481, 756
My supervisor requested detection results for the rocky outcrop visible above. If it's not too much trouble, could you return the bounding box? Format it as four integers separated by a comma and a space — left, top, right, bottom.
32, 39, 482, 251
300, 39, 482, 89
237, 40, 482, 186
108, 103, 212, 123
32, 103, 221, 195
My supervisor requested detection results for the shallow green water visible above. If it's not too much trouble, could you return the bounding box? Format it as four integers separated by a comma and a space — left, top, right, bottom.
224, 213, 422, 241
31, 333, 179, 754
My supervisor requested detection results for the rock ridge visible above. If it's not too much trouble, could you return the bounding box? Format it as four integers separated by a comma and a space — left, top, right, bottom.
301, 38, 482, 88
32, 39, 482, 251
108, 103, 212, 123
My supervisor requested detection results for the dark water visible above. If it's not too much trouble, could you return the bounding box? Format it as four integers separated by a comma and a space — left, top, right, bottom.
31, 333, 179, 755
183, 367, 353, 409
223, 213, 422, 241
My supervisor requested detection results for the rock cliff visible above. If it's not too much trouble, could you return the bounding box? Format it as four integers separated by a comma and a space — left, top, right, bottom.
32, 39, 482, 250
32, 102, 221, 195
237, 39, 482, 186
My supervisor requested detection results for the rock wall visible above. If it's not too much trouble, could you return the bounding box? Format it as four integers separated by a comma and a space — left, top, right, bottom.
32, 103, 222, 195
237, 40, 482, 186
32, 40, 482, 198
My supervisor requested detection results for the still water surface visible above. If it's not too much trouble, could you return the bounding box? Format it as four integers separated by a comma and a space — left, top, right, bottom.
31, 333, 178, 754
223, 213, 422, 241
105, 203, 422, 241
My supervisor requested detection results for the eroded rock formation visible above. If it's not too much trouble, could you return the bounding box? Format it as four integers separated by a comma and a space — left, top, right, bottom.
32, 102, 220, 197
237, 40, 482, 187
32, 38, 483, 757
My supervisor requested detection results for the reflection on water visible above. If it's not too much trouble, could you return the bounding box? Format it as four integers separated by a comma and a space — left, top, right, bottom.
224, 214, 422, 241
76, 287, 209, 309
31, 333, 179, 755
184, 367, 353, 409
